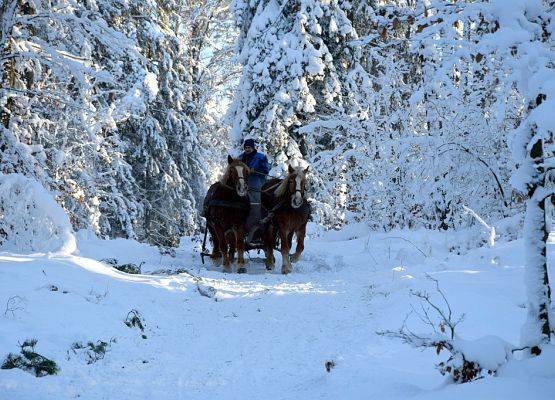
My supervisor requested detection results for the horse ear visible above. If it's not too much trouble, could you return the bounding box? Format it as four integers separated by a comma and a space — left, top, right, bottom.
288, 164, 295, 174
304, 166, 309, 174
228, 155, 233, 164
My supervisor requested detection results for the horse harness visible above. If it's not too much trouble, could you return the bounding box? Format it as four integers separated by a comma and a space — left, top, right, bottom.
201, 175, 309, 264
206, 198, 249, 211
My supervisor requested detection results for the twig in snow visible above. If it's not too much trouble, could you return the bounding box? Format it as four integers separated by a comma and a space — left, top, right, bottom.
409, 274, 465, 340
4, 295, 26, 317
380, 236, 429, 258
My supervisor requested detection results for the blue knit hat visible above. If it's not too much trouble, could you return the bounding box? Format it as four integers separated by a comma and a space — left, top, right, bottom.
243, 138, 256, 149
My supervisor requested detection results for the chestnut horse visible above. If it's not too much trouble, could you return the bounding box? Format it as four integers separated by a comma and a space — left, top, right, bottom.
261, 165, 310, 274
203, 156, 250, 273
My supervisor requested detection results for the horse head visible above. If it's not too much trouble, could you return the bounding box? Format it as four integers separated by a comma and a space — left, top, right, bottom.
275, 164, 309, 209
222, 155, 249, 197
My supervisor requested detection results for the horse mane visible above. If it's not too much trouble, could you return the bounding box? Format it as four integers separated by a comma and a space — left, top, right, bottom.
220, 159, 246, 185
274, 176, 289, 197
220, 168, 230, 185
274, 167, 305, 197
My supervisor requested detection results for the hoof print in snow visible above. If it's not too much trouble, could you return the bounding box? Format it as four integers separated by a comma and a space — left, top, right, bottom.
325, 360, 335, 372
49, 284, 59, 291
1, 339, 59, 377
197, 283, 216, 299
124, 309, 146, 332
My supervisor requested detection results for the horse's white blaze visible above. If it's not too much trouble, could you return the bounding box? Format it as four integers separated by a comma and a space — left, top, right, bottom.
235, 166, 247, 196
292, 175, 303, 208
235, 166, 244, 179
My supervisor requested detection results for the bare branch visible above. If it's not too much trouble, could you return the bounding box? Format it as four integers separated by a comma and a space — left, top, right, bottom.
380, 236, 429, 258
4, 295, 26, 317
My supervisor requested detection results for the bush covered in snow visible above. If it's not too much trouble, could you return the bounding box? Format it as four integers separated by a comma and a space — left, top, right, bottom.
380, 275, 514, 383
0, 173, 76, 254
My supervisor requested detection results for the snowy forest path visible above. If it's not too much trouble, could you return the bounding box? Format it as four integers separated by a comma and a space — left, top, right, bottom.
1, 227, 554, 399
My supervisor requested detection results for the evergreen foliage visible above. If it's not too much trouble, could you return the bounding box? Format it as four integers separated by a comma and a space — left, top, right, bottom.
69, 339, 115, 364
1, 339, 59, 377
0, 0, 236, 246
0, 0, 547, 246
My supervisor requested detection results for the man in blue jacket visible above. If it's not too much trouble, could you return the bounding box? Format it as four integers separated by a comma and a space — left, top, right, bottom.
241, 138, 269, 189
240, 138, 269, 244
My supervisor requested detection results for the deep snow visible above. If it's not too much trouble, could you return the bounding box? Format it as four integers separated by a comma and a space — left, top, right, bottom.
0, 224, 554, 399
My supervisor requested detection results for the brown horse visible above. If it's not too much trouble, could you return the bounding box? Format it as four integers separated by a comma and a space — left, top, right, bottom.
203, 156, 250, 273
261, 165, 310, 274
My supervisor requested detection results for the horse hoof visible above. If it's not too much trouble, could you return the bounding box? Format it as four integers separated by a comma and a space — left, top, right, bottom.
281, 268, 291, 275
265, 264, 274, 271
237, 267, 247, 274
222, 265, 231, 273
290, 254, 301, 263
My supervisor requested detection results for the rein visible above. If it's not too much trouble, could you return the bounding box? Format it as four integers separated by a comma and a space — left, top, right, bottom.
249, 181, 281, 193
259, 186, 308, 225
259, 198, 287, 225
250, 170, 279, 179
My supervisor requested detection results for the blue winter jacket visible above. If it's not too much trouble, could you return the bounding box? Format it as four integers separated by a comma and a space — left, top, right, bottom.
241, 150, 269, 189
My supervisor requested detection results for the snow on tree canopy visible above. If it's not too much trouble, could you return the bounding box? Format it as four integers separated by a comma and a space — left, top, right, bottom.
0, 173, 76, 255
229, 0, 357, 164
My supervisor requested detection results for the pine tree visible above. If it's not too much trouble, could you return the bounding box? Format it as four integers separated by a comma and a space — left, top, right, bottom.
230, 0, 377, 226
0, 0, 149, 237
230, 0, 359, 163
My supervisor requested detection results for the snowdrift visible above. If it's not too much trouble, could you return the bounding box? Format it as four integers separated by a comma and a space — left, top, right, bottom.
0, 173, 76, 255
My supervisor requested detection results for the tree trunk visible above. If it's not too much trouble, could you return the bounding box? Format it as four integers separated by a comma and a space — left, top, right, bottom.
524, 94, 553, 355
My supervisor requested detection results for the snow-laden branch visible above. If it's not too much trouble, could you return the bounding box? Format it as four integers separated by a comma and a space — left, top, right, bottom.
463, 205, 496, 247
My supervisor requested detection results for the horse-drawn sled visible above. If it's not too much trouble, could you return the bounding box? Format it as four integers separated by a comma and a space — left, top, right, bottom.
201, 156, 310, 274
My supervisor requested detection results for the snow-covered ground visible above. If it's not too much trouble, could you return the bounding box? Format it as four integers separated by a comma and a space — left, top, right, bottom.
1, 225, 554, 399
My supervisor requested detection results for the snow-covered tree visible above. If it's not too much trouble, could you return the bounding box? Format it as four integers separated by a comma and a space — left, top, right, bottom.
229, 0, 359, 162
413, 0, 553, 354
1, 0, 237, 246
230, 0, 383, 226
0, 0, 151, 238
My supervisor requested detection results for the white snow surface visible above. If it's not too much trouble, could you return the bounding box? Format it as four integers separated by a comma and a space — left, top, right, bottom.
0, 224, 554, 399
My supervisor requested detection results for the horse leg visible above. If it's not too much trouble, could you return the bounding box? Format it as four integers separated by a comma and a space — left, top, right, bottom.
236, 225, 247, 274
279, 226, 292, 274
287, 231, 294, 249
264, 224, 275, 271
227, 231, 236, 264
291, 223, 306, 263
216, 226, 231, 272
287, 231, 294, 263
209, 225, 221, 262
